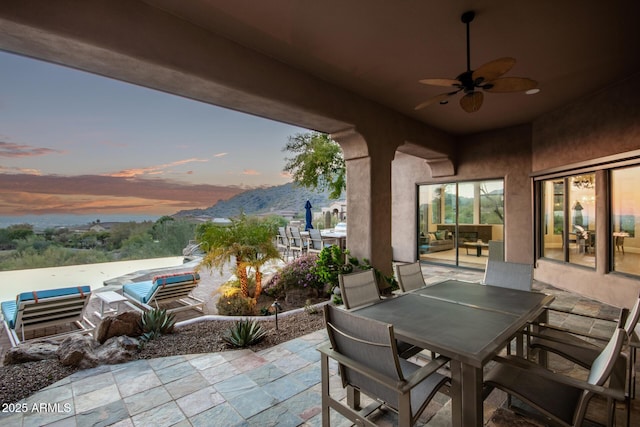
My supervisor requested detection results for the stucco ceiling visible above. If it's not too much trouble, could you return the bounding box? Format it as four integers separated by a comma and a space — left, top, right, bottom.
141, 0, 640, 135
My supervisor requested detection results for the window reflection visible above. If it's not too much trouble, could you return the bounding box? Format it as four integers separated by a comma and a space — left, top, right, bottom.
612, 166, 639, 275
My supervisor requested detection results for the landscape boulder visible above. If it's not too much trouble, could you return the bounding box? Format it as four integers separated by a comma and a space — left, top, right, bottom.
3, 340, 59, 365
96, 311, 143, 344
94, 335, 140, 365
56, 335, 99, 368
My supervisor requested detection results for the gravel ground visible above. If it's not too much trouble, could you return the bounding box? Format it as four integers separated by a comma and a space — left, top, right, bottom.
0, 309, 326, 405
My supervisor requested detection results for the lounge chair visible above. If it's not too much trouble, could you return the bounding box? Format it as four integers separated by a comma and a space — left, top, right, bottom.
318, 305, 450, 426
395, 262, 427, 293
122, 271, 203, 313
1, 285, 95, 347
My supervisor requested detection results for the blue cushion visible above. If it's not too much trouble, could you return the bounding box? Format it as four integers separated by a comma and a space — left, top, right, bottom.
1, 300, 17, 329
17, 285, 91, 303
1, 285, 91, 330
123, 272, 200, 304
123, 281, 154, 304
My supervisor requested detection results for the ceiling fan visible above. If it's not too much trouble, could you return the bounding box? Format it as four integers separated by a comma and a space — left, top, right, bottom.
415, 10, 538, 113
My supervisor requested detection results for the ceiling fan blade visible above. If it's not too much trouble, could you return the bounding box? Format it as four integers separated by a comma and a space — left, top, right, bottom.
483, 77, 538, 93
419, 78, 461, 87
460, 91, 483, 113
472, 57, 516, 83
415, 92, 454, 110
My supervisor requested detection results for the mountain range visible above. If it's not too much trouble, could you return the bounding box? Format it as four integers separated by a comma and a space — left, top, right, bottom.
174, 183, 343, 218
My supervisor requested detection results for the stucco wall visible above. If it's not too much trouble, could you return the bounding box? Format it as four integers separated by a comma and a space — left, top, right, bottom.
531, 75, 640, 308
392, 124, 533, 264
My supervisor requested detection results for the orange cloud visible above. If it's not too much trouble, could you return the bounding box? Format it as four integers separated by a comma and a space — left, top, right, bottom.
0, 165, 42, 175
108, 157, 208, 178
214, 152, 228, 158
0, 141, 63, 158
242, 169, 261, 175
0, 173, 244, 216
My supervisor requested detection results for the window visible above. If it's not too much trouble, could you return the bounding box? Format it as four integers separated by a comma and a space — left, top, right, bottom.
418, 180, 503, 269
611, 165, 639, 275
540, 173, 596, 268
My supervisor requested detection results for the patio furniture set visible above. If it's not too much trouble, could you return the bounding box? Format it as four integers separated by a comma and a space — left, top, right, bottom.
2, 260, 637, 426
276, 225, 346, 259
1, 271, 202, 346
320, 261, 638, 426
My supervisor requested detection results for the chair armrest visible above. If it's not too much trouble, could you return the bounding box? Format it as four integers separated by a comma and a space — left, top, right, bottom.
318, 343, 449, 394
545, 306, 619, 323
492, 355, 625, 401
527, 323, 611, 343
401, 355, 450, 392
318, 343, 401, 390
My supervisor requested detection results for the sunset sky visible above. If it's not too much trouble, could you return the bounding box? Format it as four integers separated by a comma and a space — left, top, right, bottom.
0, 51, 308, 217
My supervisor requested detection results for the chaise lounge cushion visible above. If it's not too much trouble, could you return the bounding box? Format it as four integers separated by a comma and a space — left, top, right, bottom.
1, 286, 91, 329
123, 272, 200, 304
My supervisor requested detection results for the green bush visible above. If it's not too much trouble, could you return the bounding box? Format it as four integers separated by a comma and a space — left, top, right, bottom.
314, 246, 353, 292
217, 289, 257, 316
223, 318, 267, 348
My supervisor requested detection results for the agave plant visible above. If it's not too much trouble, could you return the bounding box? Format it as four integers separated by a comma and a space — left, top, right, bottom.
223, 318, 267, 348
139, 308, 176, 342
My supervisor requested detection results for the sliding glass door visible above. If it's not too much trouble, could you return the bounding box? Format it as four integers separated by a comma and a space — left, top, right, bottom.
418, 180, 504, 268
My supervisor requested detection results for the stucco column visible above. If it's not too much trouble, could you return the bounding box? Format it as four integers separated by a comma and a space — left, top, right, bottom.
332, 128, 399, 279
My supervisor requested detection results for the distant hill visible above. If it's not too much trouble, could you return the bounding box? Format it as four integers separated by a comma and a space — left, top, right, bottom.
173, 183, 343, 219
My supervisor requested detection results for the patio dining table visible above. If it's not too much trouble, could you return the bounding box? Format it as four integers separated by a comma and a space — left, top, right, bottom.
352, 279, 554, 427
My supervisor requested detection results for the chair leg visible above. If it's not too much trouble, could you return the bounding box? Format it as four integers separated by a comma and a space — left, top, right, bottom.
321, 354, 331, 427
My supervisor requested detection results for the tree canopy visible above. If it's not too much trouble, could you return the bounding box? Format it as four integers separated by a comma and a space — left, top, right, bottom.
282, 132, 345, 199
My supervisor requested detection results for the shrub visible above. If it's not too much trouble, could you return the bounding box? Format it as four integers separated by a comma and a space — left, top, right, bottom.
264, 254, 324, 297
223, 318, 267, 348
314, 246, 353, 292
217, 287, 257, 316
139, 308, 176, 342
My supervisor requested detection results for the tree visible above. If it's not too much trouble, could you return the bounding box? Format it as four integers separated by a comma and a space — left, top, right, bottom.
196, 215, 280, 298
282, 132, 345, 199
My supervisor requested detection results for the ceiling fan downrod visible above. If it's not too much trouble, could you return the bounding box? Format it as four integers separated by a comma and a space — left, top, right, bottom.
461, 11, 475, 73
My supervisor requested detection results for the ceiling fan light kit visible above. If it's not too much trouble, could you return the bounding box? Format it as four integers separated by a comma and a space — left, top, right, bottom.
416, 10, 538, 113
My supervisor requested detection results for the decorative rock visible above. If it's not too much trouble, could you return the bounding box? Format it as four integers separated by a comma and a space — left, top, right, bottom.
95, 336, 139, 365
56, 335, 99, 368
3, 340, 59, 365
96, 311, 143, 344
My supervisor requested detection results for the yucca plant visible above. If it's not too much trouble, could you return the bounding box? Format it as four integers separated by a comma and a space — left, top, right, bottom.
223, 318, 267, 348
139, 308, 176, 342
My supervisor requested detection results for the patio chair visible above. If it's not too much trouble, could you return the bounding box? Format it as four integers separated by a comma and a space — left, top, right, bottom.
482, 259, 533, 291
1, 285, 95, 347
288, 226, 306, 258
318, 305, 450, 427
276, 226, 290, 259
482, 260, 534, 355
306, 228, 326, 254
529, 294, 640, 421
339, 269, 422, 359
484, 324, 628, 427
395, 262, 426, 293
122, 271, 203, 313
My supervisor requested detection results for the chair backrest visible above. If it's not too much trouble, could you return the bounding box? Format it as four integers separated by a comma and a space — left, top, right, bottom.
483, 260, 533, 291
289, 226, 303, 247
277, 227, 289, 245
623, 291, 640, 335
13, 286, 92, 331
324, 305, 403, 407
149, 272, 200, 304
308, 228, 324, 251
339, 269, 381, 309
396, 262, 426, 293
